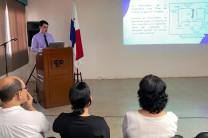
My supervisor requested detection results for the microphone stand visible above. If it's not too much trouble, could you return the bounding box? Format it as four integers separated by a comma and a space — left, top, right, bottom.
0, 38, 17, 76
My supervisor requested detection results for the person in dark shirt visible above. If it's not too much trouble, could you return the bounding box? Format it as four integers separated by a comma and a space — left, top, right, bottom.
53, 82, 110, 138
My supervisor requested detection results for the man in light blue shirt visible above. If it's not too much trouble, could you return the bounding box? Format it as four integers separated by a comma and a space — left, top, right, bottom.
31, 20, 54, 54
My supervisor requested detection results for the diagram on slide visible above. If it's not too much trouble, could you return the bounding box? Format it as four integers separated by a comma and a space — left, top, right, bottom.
169, 2, 208, 35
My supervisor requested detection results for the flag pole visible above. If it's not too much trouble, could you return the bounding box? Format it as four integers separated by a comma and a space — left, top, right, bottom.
74, 68, 82, 83
77, 68, 79, 82
71, 0, 84, 83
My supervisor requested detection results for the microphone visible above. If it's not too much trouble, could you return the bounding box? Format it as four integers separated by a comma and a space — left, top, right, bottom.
11, 38, 17, 41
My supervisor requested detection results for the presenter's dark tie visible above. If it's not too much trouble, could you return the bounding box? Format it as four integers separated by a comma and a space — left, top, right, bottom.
44, 34, 49, 47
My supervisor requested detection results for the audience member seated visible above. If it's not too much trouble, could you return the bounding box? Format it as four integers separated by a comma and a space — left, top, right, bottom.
122, 74, 180, 138
53, 82, 110, 138
0, 76, 50, 138
195, 132, 208, 138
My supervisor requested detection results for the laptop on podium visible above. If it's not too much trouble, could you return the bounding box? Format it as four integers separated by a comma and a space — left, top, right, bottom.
48, 42, 65, 48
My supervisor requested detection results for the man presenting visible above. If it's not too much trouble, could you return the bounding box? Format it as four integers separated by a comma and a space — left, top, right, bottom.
0, 76, 50, 138
31, 20, 54, 54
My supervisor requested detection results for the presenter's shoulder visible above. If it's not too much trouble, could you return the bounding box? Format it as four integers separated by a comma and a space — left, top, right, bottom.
46, 33, 53, 37
32, 32, 41, 38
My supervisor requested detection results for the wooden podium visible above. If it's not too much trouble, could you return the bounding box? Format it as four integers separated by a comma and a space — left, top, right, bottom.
36, 47, 73, 109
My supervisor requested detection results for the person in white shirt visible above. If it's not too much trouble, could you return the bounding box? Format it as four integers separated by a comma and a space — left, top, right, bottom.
122, 74, 182, 138
0, 76, 50, 138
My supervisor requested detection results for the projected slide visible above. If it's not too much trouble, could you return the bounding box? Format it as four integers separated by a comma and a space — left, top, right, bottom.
123, 0, 208, 45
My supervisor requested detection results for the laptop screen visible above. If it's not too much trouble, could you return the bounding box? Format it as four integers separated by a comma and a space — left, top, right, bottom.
48, 42, 65, 48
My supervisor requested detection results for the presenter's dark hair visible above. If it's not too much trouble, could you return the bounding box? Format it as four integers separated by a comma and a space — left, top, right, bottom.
137, 74, 168, 114
39, 20, 48, 27
0, 78, 22, 102
69, 82, 91, 115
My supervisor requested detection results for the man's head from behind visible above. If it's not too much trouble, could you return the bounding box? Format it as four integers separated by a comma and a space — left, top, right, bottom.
39, 20, 48, 34
0, 76, 27, 104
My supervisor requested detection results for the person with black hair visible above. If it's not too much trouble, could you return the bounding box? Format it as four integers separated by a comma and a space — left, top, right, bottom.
53, 82, 110, 138
31, 20, 54, 54
122, 74, 179, 138
195, 132, 208, 138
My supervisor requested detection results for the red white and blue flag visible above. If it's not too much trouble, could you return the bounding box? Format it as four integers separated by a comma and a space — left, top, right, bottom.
70, 1, 84, 67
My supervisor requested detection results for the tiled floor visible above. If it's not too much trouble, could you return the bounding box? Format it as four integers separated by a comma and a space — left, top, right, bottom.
27, 78, 208, 138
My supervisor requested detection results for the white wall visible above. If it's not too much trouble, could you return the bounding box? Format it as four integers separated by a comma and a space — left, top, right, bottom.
1, 0, 208, 80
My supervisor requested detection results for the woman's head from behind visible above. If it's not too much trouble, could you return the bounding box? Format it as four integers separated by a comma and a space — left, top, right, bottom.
69, 82, 91, 115
138, 74, 168, 114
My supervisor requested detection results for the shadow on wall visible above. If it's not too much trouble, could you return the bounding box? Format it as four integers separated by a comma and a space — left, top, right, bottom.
0, 49, 29, 76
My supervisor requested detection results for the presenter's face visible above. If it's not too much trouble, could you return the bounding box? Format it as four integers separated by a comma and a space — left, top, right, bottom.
40, 24, 48, 34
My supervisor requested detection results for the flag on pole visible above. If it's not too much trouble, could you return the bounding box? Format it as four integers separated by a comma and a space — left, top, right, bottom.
70, 1, 84, 67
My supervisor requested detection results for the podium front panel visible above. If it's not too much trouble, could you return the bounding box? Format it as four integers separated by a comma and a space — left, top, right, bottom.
36, 47, 73, 109
48, 78, 71, 106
